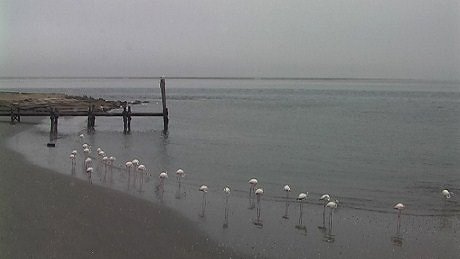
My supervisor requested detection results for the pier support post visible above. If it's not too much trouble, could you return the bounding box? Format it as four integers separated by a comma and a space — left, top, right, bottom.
160, 78, 169, 132
127, 106, 132, 133
122, 106, 128, 134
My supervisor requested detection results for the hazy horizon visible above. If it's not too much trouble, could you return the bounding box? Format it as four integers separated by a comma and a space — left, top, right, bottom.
0, 1, 459, 81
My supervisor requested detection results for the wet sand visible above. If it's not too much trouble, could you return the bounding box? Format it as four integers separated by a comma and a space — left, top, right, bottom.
0, 119, 241, 258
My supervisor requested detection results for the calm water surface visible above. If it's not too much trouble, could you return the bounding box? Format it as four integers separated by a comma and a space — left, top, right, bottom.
3, 79, 460, 258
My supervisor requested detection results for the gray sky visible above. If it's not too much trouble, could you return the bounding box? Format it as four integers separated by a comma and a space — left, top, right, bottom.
0, 0, 459, 80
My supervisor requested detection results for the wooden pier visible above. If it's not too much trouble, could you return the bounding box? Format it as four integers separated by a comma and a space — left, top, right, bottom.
0, 78, 169, 137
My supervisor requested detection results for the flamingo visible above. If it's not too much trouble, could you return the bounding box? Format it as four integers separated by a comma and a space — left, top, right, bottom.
137, 165, 146, 191
319, 194, 331, 228
393, 203, 405, 233
157, 171, 168, 198
79, 134, 84, 141
248, 178, 258, 197
442, 189, 453, 199
297, 192, 308, 226
283, 185, 291, 219
254, 188, 264, 226
248, 178, 258, 209
199, 185, 208, 217
125, 161, 133, 188
176, 169, 185, 187
84, 157, 92, 169
71, 150, 77, 155
82, 143, 88, 150
69, 154, 76, 166
223, 186, 231, 227
175, 169, 185, 199
132, 159, 140, 182
86, 167, 93, 184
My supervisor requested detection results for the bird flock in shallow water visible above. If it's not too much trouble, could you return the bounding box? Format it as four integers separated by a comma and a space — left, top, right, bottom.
70, 133, 455, 240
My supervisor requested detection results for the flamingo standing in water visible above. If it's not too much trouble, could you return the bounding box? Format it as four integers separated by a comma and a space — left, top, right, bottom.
319, 194, 331, 228
248, 178, 258, 209
157, 171, 168, 199
69, 154, 76, 175
296, 192, 308, 226
175, 169, 185, 199
283, 185, 291, 219
86, 167, 93, 184
137, 165, 146, 192
199, 185, 209, 217
84, 157, 92, 170
125, 161, 133, 188
132, 159, 140, 183
254, 188, 264, 226
393, 203, 405, 233
223, 186, 231, 228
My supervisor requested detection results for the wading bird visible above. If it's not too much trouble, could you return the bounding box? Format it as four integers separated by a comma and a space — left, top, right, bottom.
319, 194, 331, 228
254, 188, 264, 226
326, 200, 338, 229
248, 178, 258, 209
175, 169, 186, 199
297, 192, 308, 226
199, 185, 209, 217
137, 165, 146, 191
86, 167, 93, 184
283, 185, 291, 219
393, 203, 405, 233
223, 186, 231, 228
442, 189, 453, 199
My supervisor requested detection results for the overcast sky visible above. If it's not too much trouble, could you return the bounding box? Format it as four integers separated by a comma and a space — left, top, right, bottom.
0, 0, 459, 80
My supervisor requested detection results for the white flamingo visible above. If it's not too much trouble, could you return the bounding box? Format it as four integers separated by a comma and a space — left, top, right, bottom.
176, 169, 185, 187
71, 150, 77, 156
326, 201, 338, 228
86, 167, 93, 184
320, 194, 331, 227
125, 161, 133, 188
283, 185, 291, 219
248, 178, 258, 197
393, 203, 405, 233
84, 157, 92, 169
223, 186, 231, 228
248, 178, 258, 209
442, 189, 453, 199
199, 185, 209, 217
137, 165, 146, 191
175, 169, 186, 199
102, 156, 108, 181
157, 171, 168, 198
297, 192, 308, 225
132, 159, 140, 182
254, 188, 264, 225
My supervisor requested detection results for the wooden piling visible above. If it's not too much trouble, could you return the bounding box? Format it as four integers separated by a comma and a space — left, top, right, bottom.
160, 78, 169, 132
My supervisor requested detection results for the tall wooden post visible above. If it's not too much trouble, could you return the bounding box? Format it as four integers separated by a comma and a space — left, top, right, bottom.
160, 78, 169, 132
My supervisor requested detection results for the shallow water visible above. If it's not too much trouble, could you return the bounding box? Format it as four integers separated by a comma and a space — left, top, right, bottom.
3, 80, 460, 258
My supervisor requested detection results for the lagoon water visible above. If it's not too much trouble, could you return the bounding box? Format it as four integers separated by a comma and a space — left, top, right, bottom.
3, 79, 460, 258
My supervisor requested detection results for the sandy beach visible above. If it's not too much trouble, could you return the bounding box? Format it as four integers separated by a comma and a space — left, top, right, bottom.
0, 118, 242, 258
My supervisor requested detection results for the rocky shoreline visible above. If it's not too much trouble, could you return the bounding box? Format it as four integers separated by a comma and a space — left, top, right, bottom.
0, 92, 123, 112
